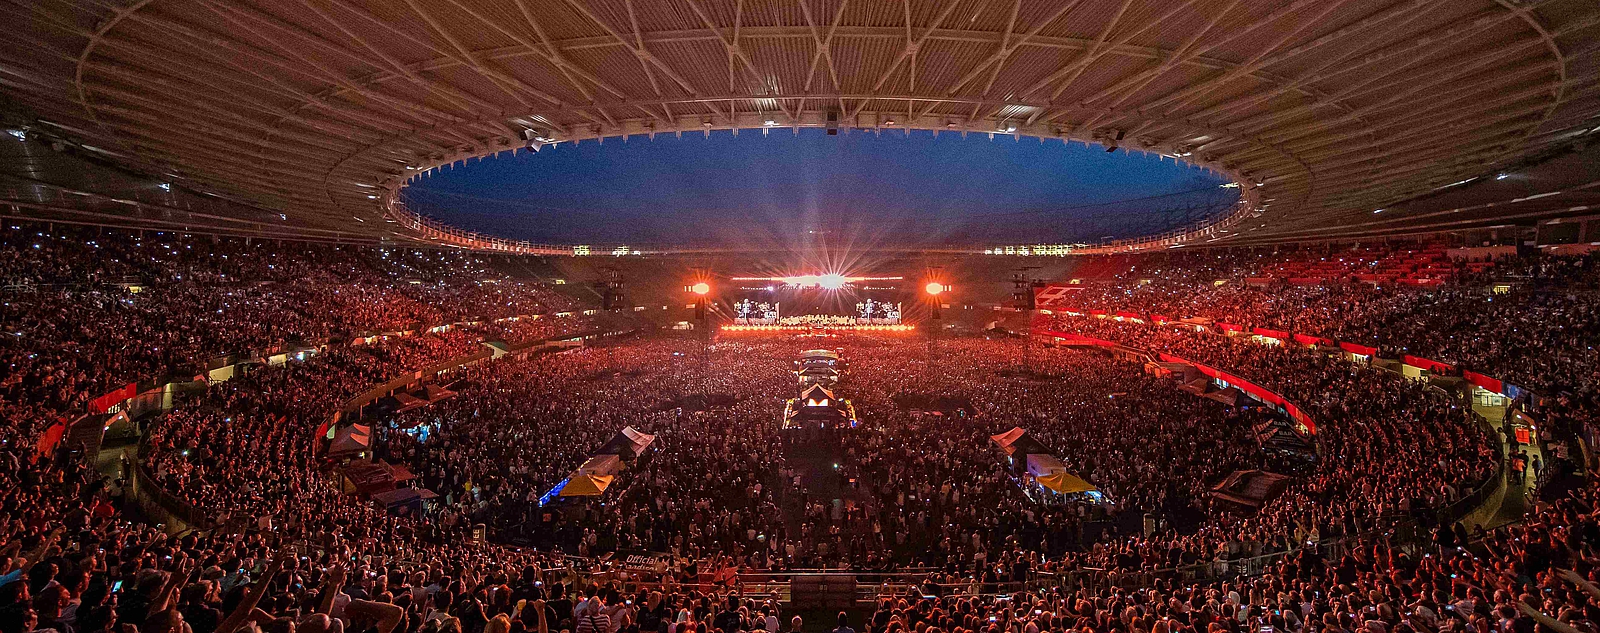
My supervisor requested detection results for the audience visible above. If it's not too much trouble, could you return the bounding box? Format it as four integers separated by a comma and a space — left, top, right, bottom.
7, 229, 1600, 633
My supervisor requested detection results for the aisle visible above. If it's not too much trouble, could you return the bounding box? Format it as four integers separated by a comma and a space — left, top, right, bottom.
1461, 404, 1542, 531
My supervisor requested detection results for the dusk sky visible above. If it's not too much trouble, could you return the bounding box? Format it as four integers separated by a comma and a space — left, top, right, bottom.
402, 128, 1232, 248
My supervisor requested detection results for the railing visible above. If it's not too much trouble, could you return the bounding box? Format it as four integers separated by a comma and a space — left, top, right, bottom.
708, 520, 1404, 603
1070, 197, 1257, 255
129, 434, 214, 532
385, 198, 574, 255
1439, 408, 1511, 528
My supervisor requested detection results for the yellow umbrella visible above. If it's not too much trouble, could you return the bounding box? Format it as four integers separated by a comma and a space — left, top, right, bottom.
1036, 472, 1096, 494
559, 474, 615, 497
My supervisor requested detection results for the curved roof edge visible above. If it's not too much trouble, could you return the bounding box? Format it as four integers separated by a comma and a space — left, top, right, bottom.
381, 117, 1263, 256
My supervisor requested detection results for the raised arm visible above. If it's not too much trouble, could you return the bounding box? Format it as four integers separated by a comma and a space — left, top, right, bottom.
1557, 569, 1600, 601
217, 554, 288, 633
150, 558, 198, 617
1514, 600, 1585, 633
11, 528, 64, 574
344, 600, 405, 633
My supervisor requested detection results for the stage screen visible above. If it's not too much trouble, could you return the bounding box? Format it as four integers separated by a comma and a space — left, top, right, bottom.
729, 278, 908, 325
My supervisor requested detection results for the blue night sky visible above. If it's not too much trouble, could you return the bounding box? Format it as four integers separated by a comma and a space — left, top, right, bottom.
402, 128, 1231, 248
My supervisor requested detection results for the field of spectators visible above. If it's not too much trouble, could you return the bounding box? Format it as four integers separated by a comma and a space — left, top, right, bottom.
5, 232, 1600, 633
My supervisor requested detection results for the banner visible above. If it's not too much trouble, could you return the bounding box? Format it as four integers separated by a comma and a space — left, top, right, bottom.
1339, 342, 1378, 356
89, 383, 138, 414
1283, 403, 1317, 435
1158, 352, 1314, 434
619, 551, 675, 573
34, 420, 67, 463
1041, 331, 1117, 348
1504, 383, 1527, 400
1031, 284, 1084, 309
1252, 327, 1290, 340
1403, 355, 1454, 374
1293, 333, 1334, 347
1464, 371, 1504, 395
1217, 323, 1244, 332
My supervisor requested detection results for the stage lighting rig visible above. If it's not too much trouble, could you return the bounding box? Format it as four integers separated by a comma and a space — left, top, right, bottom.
729, 274, 902, 289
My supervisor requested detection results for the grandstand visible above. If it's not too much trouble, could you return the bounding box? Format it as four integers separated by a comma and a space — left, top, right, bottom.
2, 3, 1600, 633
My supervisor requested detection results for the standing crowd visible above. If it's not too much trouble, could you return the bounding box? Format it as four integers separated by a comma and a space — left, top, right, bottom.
2, 231, 1599, 633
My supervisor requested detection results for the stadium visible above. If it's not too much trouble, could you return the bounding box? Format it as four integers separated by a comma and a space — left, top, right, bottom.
2, 1, 1600, 633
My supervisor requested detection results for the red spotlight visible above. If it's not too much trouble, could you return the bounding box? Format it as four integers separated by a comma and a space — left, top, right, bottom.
924, 282, 947, 296
691, 282, 711, 296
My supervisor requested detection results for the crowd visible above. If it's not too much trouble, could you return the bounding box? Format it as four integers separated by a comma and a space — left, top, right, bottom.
1046, 318, 1499, 536
0, 225, 577, 413
0, 223, 587, 568
1049, 248, 1600, 464
1051, 249, 1600, 401
9, 227, 1600, 633
365, 329, 1498, 580
10, 411, 1600, 633
0, 223, 614, 633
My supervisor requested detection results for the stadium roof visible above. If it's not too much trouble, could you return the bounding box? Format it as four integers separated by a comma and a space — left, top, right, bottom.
3, 0, 1599, 250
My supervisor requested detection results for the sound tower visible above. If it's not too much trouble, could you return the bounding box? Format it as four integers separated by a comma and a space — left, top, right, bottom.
1011, 267, 1041, 310
595, 267, 626, 310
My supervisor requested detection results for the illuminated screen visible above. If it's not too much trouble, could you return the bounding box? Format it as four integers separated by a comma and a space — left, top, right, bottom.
730, 275, 907, 321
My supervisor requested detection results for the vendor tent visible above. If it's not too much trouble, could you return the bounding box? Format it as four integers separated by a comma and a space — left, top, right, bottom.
385, 462, 418, 482
371, 487, 439, 516
991, 428, 1097, 495
371, 487, 438, 505
799, 383, 837, 405
1025, 453, 1068, 477
990, 427, 1026, 455
375, 383, 458, 415
390, 392, 428, 412
559, 474, 615, 497
1037, 472, 1097, 494
575, 454, 623, 477
1210, 470, 1291, 508
328, 424, 371, 456
418, 383, 456, 402
342, 461, 397, 495
596, 426, 656, 458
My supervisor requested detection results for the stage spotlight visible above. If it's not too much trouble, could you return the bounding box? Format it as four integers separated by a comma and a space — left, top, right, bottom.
925, 282, 947, 296
818, 273, 847, 290
691, 282, 711, 295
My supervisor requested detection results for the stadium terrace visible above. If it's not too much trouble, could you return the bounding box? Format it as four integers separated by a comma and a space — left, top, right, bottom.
2, 3, 1600, 633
